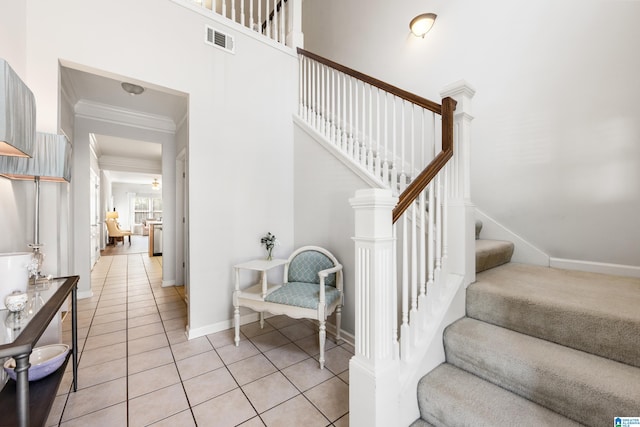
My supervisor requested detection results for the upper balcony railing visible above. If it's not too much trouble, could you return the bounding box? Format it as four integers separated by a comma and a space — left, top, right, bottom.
187, 0, 303, 48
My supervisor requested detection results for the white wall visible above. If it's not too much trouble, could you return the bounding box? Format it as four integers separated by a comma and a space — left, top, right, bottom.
293, 122, 371, 336
0, 0, 298, 336
302, 0, 640, 268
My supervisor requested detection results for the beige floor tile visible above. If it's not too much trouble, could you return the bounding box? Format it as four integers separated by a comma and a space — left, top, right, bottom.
338, 370, 349, 384
128, 333, 169, 356
319, 346, 352, 374
166, 328, 188, 345
238, 417, 266, 426
278, 322, 317, 341
192, 388, 256, 427
162, 317, 187, 332
60, 402, 127, 427
128, 305, 160, 318
128, 293, 155, 303
183, 367, 238, 406
242, 372, 299, 413
264, 342, 310, 370
265, 315, 299, 330
147, 409, 196, 427
241, 320, 275, 338
128, 321, 165, 341
334, 413, 349, 427
128, 346, 174, 374
340, 342, 355, 354
96, 297, 126, 308
128, 312, 162, 328
94, 303, 126, 316
129, 383, 190, 427
83, 330, 126, 351
127, 298, 156, 310
160, 307, 187, 321
261, 394, 329, 427
157, 300, 186, 312
207, 328, 243, 348
129, 363, 181, 398
304, 377, 349, 422
87, 319, 126, 337
250, 330, 291, 352
77, 358, 127, 390
217, 339, 260, 365
281, 358, 334, 391
170, 336, 213, 361
45, 394, 67, 426
79, 342, 126, 368
228, 353, 278, 385
61, 377, 126, 421
294, 333, 337, 357
98, 291, 127, 301
176, 350, 224, 380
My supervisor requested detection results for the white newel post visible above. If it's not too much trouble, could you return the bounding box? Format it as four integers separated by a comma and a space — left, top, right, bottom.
286, 0, 304, 48
349, 188, 400, 427
440, 80, 476, 286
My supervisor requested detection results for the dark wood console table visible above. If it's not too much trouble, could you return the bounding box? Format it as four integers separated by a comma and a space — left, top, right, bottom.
0, 276, 79, 427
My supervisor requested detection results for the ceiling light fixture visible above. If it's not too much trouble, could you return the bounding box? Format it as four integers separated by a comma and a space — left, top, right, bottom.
152, 178, 160, 190
410, 13, 437, 38
121, 82, 145, 96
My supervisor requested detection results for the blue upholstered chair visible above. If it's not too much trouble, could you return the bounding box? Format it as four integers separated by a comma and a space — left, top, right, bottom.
233, 246, 343, 369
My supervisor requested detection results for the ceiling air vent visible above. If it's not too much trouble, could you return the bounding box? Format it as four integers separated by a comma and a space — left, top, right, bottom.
205, 26, 235, 54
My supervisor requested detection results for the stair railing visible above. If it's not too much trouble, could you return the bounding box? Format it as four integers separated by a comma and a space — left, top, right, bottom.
187, 0, 302, 48
297, 49, 476, 426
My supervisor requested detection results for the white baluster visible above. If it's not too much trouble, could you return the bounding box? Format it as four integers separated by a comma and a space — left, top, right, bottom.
311, 60, 317, 129
299, 55, 304, 117
401, 213, 410, 360
427, 181, 435, 288
391, 97, 398, 195
375, 89, 381, 179
435, 174, 442, 274
361, 83, 367, 168
354, 80, 359, 163
231, 0, 236, 23
221, 0, 226, 18
258, 0, 262, 33
419, 188, 426, 298
266, 0, 271, 38
342, 73, 347, 151
240, 0, 245, 27
348, 77, 354, 158
273, 0, 278, 42
368, 85, 373, 173
400, 100, 406, 186
280, 0, 286, 44
250, 0, 254, 31
410, 200, 418, 318
383, 93, 389, 188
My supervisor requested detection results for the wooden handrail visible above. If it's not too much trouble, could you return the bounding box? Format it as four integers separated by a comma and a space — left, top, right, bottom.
392, 97, 457, 223
297, 48, 442, 115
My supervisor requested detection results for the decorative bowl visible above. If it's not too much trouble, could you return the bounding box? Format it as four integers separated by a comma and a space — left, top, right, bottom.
3, 344, 69, 382
4, 291, 28, 312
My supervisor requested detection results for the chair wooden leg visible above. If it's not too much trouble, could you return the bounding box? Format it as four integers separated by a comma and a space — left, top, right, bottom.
128, 235, 131, 245
335, 305, 342, 344
234, 305, 240, 346
319, 320, 326, 369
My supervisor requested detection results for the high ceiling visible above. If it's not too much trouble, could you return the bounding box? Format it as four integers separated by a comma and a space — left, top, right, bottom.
60, 65, 188, 185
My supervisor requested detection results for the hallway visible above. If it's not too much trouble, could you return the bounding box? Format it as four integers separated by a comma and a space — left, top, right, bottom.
48, 254, 350, 426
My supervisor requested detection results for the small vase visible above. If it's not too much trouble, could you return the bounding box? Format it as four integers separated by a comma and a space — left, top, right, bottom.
266, 248, 273, 261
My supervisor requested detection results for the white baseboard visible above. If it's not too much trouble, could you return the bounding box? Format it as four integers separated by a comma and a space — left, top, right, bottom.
549, 258, 640, 278
475, 208, 549, 266
187, 312, 355, 346
162, 279, 176, 287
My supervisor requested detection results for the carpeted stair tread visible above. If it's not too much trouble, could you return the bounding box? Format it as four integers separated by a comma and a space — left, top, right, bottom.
417, 363, 584, 427
468, 263, 640, 367
475, 239, 514, 273
444, 317, 640, 427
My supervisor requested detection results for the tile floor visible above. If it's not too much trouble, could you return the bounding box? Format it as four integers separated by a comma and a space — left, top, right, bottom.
48, 254, 351, 426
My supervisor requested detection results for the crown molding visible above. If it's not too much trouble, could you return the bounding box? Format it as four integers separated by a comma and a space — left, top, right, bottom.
98, 155, 162, 174
75, 100, 176, 133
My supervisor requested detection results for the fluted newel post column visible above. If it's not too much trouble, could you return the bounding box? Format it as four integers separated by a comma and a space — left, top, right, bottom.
349, 188, 400, 427
286, 0, 304, 48
440, 80, 476, 285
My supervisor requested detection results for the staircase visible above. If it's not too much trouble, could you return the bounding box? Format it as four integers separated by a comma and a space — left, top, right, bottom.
411, 223, 640, 426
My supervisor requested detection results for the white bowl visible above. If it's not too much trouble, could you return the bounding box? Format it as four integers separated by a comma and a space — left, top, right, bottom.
3, 344, 69, 382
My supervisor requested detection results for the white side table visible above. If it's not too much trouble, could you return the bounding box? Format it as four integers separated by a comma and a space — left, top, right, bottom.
232, 258, 287, 346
